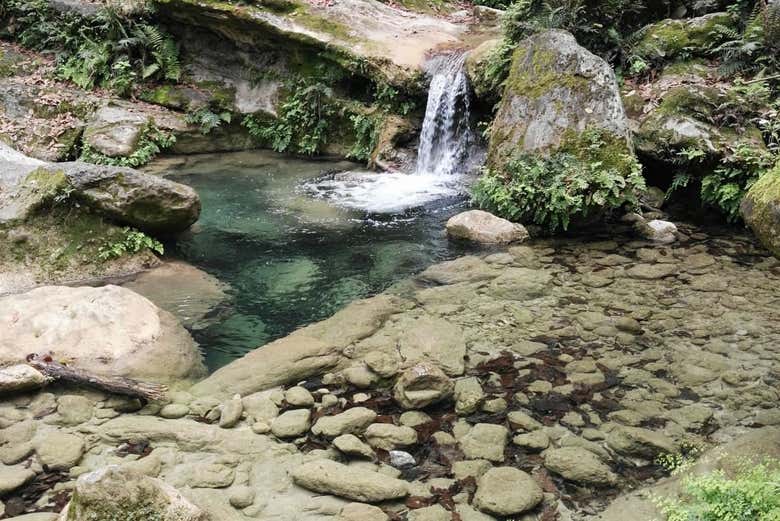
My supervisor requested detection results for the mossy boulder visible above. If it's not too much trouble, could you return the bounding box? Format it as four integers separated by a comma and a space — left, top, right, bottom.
487, 29, 633, 173
741, 162, 780, 258
59, 465, 206, 521
633, 12, 734, 62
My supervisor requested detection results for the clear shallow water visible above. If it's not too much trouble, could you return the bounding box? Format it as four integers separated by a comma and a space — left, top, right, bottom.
156, 151, 477, 370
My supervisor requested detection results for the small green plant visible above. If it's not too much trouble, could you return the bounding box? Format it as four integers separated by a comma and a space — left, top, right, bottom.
473, 129, 644, 232
655, 458, 780, 521
185, 106, 233, 135
656, 442, 707, 475
346, 113, 380, 162
98, 227, 163, 261
4, 1, 180, 96
81, 124, 176, 168
243, 80, 336, 155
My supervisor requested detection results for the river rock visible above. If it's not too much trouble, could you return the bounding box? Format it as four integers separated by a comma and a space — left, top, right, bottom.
270, 409, 311, 438
82, 105, 151, 158
312, 407, 376, 437
34, 431, 85, 470
454, 377, 485, 416
446, 210, 529, 244
408, 504, 450, 521
487, 30, 631, 171
56, 395, 93, 426
339, 502, 389, 521
242, 393, 280, 422
334, 434, 375, 459
741, 164, 780, 258
219, 396, 244, 428
364, 424, 418, 450
291, 459, 408, 502
285, 386, 315, 407
58, 466, 206, 521
543, 447, 617, 486
393, 363, 454, 409
512, 430, 550, 451
0, 365, 47, 394
0, 464, 36, 494
636, 219, 678, 243
159, 403, 189, 419
607, 426, 676, 458
0, 285, 205, 383
473, 467, 543, 516
460, 423, 508, 463
228, 485, 256, 509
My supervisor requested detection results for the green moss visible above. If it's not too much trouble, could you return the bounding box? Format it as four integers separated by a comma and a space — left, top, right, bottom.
506, 47, 590, 101
633, 12, 734, 61
747, 162, 780, 205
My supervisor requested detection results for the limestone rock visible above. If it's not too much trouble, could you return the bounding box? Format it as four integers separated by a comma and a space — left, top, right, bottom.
242, 393, 280, 422
408, 504, 450, 521
334, 434, 375, 459
339, 502, 389, 521
82, 105, 150, 158
465, 38, 503, 103
312, 407, 377, 437
393, 363, 454, 409
291, 459, 408, 503
34, 431, 85, 470
512, 431, 550, 451
270, 409, 311, 438
742, 164, 780, 258
607, 426, 676, 458
460, 423, 508, 463
63, 161, 200, 233
543, 447, 617, 486
228, 485, 255, 509
160, 404, 189, 419
56, 395, 93, 426
0, 365, 47, 394
0, 285, 205, 383
0, 464, 36, 495
364, 424, 418, 450
446, 210, 529, 244
58, 466, 206, 521
285, 386, 315, 407
636, 219, 678, 243
488, 30, 631, 172
473, 467, 543, 516
219, 397, 244, 428
454, 378, 484, 416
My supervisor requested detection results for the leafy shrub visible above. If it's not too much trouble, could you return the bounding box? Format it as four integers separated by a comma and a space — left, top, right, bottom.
185, 107, 233, 135
473, 129, 644, 231
98, 227, 163, 261
3, 1, 180, 95
656, 459, 780, 521
81, 124, 176, 168
243, 80, 336, 155
347, 113, 380, 162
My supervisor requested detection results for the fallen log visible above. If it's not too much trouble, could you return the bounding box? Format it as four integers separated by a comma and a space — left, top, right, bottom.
26, 355, 167, 401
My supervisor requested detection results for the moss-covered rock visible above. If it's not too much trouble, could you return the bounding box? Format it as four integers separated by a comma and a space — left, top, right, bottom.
741, 162, 780, 259
60, 465, 206, 521
633, 12, 734, 62
465, 38, 503, 105
487, 30, 632, 173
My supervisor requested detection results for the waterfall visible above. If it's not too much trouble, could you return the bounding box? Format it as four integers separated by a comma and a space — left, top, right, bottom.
415, 52, 473, 176
301, 52, 475, 213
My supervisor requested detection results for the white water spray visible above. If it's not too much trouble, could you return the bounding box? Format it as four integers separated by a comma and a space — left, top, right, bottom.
302, 52, 474, 213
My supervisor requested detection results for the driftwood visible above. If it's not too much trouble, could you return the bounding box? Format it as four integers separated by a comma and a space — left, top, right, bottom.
26, 355, 167, 401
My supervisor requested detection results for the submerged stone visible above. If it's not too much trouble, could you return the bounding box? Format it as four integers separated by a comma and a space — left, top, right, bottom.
473, 467, 543, 516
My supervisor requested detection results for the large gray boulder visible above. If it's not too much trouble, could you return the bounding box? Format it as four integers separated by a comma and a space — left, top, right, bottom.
62, 162, 200, 233
0, 285, 206, 383
487, 30, 631, 172
446, 210, 529, 244
0, 143, 200, 233
58, 466, 207, 521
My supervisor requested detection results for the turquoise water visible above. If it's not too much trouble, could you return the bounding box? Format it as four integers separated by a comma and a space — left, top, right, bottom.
158, 151, 476, 369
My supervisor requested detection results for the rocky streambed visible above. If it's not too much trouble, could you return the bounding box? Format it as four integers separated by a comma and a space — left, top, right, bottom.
2, 218, 779, 521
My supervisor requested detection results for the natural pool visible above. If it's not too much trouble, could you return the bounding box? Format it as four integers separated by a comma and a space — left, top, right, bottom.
149, 151, 477, 369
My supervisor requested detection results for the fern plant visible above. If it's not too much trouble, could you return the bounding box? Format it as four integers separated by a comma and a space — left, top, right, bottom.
98, 227, 164, 261
81, 124, 176, 168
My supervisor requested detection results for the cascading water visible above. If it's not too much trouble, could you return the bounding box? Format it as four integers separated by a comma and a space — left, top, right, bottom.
302, 52, 475, 213
415, 53, 473, 176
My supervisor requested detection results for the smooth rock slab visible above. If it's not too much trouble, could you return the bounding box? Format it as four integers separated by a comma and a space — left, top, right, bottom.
0, 365, 47, 394
291, 459, 408, 502
473, 467, 543, 516
446, 210, 529, 244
